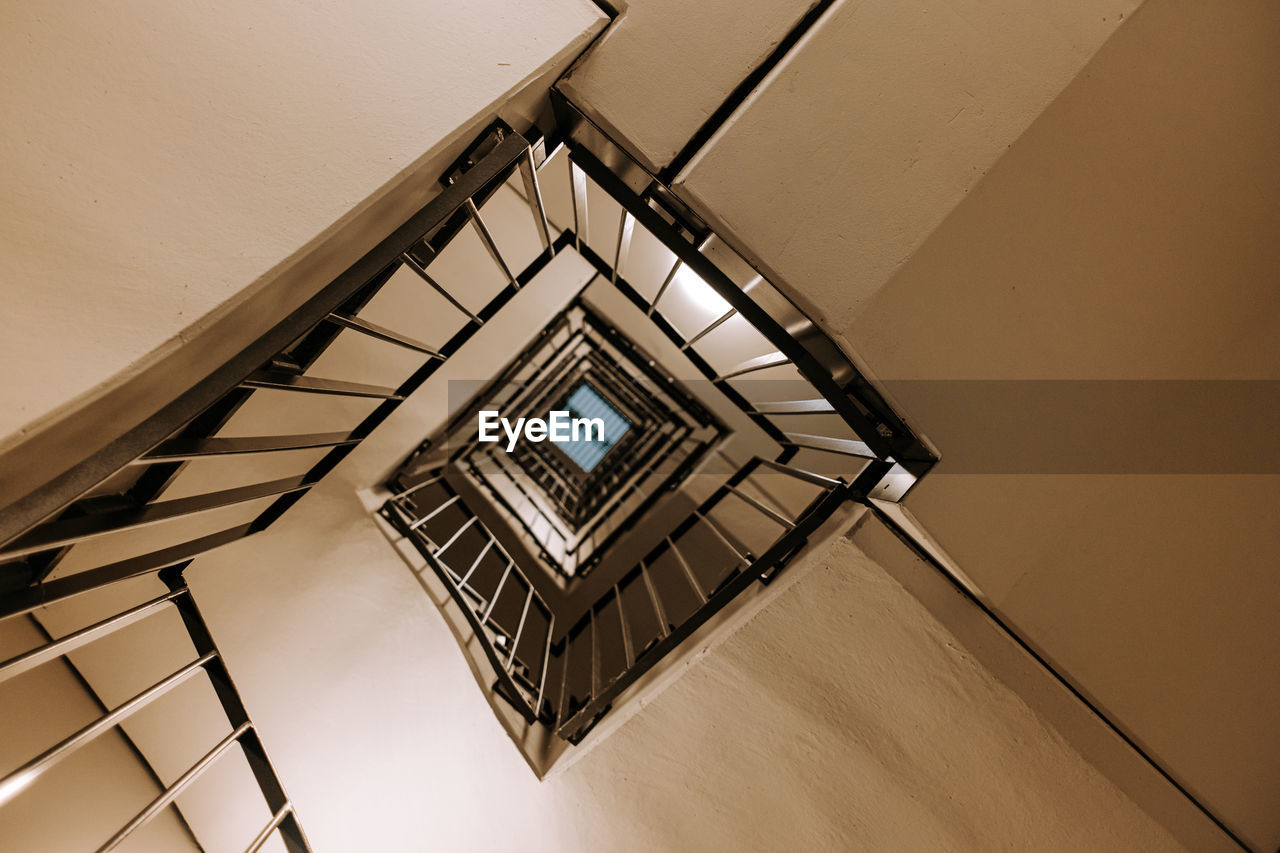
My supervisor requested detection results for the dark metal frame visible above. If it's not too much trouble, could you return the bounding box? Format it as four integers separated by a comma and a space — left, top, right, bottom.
0, 569, 311, 851
0, 122, 557, 848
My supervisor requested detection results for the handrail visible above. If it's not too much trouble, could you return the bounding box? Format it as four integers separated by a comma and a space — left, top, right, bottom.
382, 476, 556, 725
382, 452, 888, 742
0, 128, 534, 550
554, 457, 891, 743
0, 577, 312, 850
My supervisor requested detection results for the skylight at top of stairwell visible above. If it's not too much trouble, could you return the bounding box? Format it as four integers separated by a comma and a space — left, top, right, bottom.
366, 119, 934, 772
554, 381, 632, 472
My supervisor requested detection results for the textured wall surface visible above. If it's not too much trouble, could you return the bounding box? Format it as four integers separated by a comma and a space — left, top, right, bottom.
844, 1, 1280, 846
643, 0, 1279, 846
192, 501, 1186, 851
672, 0, 1139, 326
0, 0, 605, 445
559, 0, 818, 172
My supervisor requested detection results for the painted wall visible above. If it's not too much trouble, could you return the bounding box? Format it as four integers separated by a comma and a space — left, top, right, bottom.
0, 616, 200, 851
559, 0, 819, 172
4, 0, 1269, 850
0, 0, 605, 449
639, 0, 1277, 847
190, 490, 1187, 850
848, 1, 1280, 846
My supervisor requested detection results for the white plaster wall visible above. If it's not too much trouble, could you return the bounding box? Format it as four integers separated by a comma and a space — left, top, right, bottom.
672, 0, 1141, 327
845, 1, 1280, 845
640, 0, 1279, 846
190, 487, 1187, 850
0, 616, 200, 851
559, 0, 819, 172
0, 0, 605, 446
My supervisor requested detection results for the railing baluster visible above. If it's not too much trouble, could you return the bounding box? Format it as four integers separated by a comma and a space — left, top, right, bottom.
727, 485, 796, 529
482, 559, 514, 624
407, 494, 460, 531
399, 253, 483, 324
457, 537, 495, 590
648, 257, 682, 317
638, 558, 670, 636
556, 631, 572, 726
752, 398, 835, 415
435, 516, 477, 557
753, 456, 842, 487
245, 804, 294, 853
589, 607, 601, 700
393, 473, 444, 499
569, 161, 588, 252
137, 432, 358, 462
0, 652, 217, 807
517, 148, 554, 255
694, 510, 752, 566
465, 198, 518, 289
615, 584, 635, 669
97, 722, 252, 853
535, 613, 555, 720
612, 211, 634, 283
714, 351, 791, 382
681, 307, 737, 351
326, 312, 444, 358
0, 589, 185, 685
781, 432, 875, 458
507, 586, 534, 670
241, 370, 404, 400
666, 535, 708, 604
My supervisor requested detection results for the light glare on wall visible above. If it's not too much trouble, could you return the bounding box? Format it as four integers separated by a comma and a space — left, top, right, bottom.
675, 266, 730, 316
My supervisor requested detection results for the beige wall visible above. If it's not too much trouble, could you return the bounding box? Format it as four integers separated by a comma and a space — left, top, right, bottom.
0, 616, 200, 851
559, 0, 818, 172
190, 490, 1188, 851
0, 0, 605, 450
5, 0, 1276, 850
848, 1, 1280, 845
631, 0, 1277, 847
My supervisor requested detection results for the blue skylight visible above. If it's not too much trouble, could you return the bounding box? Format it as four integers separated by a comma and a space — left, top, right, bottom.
558, 382, 631, 472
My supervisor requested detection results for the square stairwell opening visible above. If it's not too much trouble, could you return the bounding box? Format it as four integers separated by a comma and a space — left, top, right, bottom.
360, 118, 933, 774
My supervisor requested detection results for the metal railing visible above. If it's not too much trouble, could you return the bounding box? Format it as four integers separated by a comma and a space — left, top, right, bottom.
379, 452, 889, 742
0, 569, 309, 851
380, 472, 558, 724
366, 122, 931, 747
551, 455, 889, 742
546, 127, 935, 498
0, 122, 560, 848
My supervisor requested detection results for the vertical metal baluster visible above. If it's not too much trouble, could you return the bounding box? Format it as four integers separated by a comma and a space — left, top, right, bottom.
649, 257, 682, 317
435, 515, 477, 556
612, 210, 634, 283
615, 584, 635, 669
569, 161, 588, 252
695, 510, 751, 566
639, 559, 669, 637
507, 586, 534, 670
465, 198, 518, 289
556, 630, 572, 726
667, 535, 708, 604
682, 307, 738, 351
518, 149, 555, 256
589, 607, 601, 700
457, 536, 494, 590
399, 253, 482, 324
535, 614, 555, 720
482, 558, 514, 624
408, 494, 460, 531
